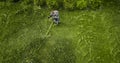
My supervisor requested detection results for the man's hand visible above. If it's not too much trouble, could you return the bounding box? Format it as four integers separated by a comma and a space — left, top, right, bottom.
48, 15, 52, 19
48, 16, 50, 19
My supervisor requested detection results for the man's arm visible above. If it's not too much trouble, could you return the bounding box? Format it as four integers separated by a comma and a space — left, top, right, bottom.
48, 15, 52, 18
48, 11, 54, 18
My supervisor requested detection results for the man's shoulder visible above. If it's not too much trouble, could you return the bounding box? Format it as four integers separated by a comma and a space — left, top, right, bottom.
53, 10, 59, 12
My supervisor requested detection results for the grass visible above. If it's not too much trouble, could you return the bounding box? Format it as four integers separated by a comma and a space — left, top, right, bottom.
0, 4, 120, 63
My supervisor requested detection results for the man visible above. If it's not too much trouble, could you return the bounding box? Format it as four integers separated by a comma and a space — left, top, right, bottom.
48, 10, 60, 25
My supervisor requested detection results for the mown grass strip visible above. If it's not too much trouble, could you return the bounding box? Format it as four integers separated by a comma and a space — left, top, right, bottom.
44, 21, 53, 39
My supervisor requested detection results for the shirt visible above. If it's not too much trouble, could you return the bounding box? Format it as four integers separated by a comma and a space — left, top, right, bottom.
50, 10, 59, 19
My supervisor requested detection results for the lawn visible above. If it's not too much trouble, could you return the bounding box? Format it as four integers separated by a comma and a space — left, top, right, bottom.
0, 4, 120, 63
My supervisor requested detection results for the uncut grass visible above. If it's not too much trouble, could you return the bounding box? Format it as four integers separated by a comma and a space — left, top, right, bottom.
0, 6, 120, 63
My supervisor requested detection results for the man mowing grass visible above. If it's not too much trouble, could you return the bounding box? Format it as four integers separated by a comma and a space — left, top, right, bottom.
48, 10, 60, 25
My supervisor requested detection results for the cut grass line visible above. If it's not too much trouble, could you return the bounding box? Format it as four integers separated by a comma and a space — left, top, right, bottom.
44, 21, 53, 39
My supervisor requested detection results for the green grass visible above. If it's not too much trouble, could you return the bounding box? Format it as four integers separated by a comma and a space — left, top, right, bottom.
0, 5, 120, 63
